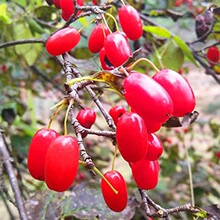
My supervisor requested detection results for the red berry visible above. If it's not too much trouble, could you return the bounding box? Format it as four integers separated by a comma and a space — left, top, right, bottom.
206, 46, 220, 65
46, 27, 80, 56
131, 159, 159, 190
45, 135, 79, 192
76, 108, 96, 128
60, 0, 84, 21
123, 72, 173, 132
216, 151, 220, 159
88, 24, 110, 53
109, 106, 126, 126
152, 69, 195, 117
118, 5, 143, 40
53, 0, 61, 8
104, 31, 132, 67
116, 112, 148, 162
99, 47, 114, 70
101, 170, 128, 212
145, 133, 163, 161
27, 128, 59, 181
175, 0, 183, 6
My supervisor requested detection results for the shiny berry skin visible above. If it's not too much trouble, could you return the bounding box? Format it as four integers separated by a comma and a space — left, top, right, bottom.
116, 112, 148, 162
104, 32, 132, 67
88, 24, 110, 53
131, 159, 159, 190
206, 46, 220, 65
101, 170, 128, 212
99, 47, 114, 70
152, 69, 195, 117
45, 135, 79, 192
27, 128, 59, 181
76, 108, 96, 128
45, 27, 80, 56
123, 72, 173, 132
109, 106, 126, 126
60, 0, 84, 21
118, 5, 143, 40
145, 133, 163, 161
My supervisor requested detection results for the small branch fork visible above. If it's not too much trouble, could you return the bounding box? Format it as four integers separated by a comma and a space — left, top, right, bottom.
139, 189, 200, 218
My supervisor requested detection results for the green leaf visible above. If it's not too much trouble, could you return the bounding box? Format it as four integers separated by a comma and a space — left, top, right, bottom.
193, 209, 207, 218
14, 22, 42, 66
143, 25, 172, 38
0, 3, 12, 24
153, 40, 184, 71
173, 35, 197, 65
28, 19, 45, 35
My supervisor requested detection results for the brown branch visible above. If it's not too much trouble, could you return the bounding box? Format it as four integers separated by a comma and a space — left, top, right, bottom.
139, 189, 200, 218
0, 131, 28, 220
0, 39, 45, 49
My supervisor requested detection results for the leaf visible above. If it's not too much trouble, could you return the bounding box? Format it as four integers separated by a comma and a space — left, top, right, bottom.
143, 25, 172, 38
10, 134, 32, 157
14, 22, 42, 66
61, 182, 137, 220
173, 35, 197, 65
154, 40, 184, 71
34, 6, 57, 22
0, 3, 12, 24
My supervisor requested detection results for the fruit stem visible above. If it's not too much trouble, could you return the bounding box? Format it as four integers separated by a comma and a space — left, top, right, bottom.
47, 102, 66, 129
127, 57, 160, 73
50, 99, 67, 110
104, 12, 120, 32
64, 99, 74, 136
101, 14, 112, 34
78, 18, 96, 33
79, 160, 118, 195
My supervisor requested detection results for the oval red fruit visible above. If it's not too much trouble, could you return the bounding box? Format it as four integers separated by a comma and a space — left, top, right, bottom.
27, 128, 59, 181
123, 72, 173, 131
101, 170, 128, 212
152, 69, 195, 117
60, 0, 84, 21
131, 159, 159, 190
99, 47, 114, 70
206, 46, 220, 65
45, 135, 79, 192
109, 105, 126, 126
145, 133, 163, 161
76, 108, 96, 129
116, 112, 148, 162
45, 27, 80, 56
88, 24, 110, 53
118, 5, 143, 40
104, 31, 132, 67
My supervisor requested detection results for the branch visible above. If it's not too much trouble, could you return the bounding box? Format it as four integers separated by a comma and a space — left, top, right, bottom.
139, 189, 200, 218
0, 39, 45, 49
0, 131, 28, 220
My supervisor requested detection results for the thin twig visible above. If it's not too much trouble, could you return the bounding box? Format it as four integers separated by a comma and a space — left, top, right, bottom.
0, 39, 45, 49
0, 131, 28, 220
139, 189, 199, 218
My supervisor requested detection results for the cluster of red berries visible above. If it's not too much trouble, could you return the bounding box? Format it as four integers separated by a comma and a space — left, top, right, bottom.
45, 1, 143, 71
27, 108, 96, 192
28, 0, 197, 213
100, 68, 195, 212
